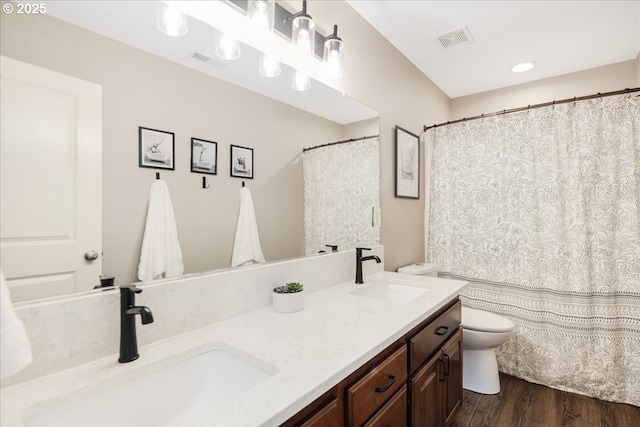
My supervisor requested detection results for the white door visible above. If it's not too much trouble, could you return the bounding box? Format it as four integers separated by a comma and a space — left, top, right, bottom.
0, 56, 102, 302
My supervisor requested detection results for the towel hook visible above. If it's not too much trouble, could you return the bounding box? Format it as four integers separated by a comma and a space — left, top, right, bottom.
202, 176, 210, 189
155, 172, 160, 180
242, 181, 245, 187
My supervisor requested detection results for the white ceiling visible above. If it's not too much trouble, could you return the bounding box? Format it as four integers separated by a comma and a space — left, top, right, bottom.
347, 1, 640, 98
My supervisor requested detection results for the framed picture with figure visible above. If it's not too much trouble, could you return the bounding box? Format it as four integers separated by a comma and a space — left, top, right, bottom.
190, 138, 217, 175
395, 126, 420, 199
230, 144, 254, 179
138, 126, 175, 170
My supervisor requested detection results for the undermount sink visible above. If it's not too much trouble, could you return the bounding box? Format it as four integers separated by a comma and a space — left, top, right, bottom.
23, 342, 277, 426
350, 281, 429, 304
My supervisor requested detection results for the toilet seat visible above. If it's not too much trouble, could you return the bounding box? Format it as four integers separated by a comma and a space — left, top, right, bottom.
462, 307, 514, 333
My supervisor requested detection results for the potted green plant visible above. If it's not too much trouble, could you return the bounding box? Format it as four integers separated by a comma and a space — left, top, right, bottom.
272, 282, 304, 313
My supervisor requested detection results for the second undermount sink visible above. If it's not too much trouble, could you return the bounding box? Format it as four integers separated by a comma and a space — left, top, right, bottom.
350, 281, 429, 304
23, 342, 277, 427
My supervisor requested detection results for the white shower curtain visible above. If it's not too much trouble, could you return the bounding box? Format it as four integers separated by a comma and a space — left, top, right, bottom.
425, 93, 640, 405
302, 137, 380, 256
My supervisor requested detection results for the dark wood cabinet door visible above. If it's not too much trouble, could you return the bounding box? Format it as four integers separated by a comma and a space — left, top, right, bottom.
300, 397, 342, 427
410, 353, 441, 427
363, 386, 408, 427
442, 329, 463, 427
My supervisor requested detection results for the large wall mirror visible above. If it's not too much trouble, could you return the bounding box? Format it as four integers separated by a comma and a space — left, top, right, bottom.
0, 1, 380, 303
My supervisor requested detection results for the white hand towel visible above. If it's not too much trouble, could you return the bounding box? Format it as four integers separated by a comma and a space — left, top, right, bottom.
0, 269, 33, 380
138, 180, 184, 282
231, 187, 265, 267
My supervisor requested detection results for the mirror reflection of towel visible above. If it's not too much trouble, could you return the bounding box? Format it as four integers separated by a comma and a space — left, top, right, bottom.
138, 180, 184, 282
0, 269, 33, 380
231, 187, 265, 267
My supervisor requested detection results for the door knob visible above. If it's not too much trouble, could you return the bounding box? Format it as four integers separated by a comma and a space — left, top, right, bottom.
84, 250, 99, 261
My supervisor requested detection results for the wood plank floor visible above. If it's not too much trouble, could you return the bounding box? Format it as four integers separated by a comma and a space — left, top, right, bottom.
453, 373, 640, 427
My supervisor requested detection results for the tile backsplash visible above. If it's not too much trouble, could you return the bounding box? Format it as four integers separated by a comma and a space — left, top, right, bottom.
1, 246, 383, 388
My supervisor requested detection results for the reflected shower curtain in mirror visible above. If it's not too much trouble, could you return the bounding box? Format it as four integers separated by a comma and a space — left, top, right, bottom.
425, 93, 640, 405
302, 137, 380, 256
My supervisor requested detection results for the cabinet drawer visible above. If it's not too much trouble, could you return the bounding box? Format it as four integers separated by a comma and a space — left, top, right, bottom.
347, 345, 408, 427
363, 385, 407, 427
409, 301, 461, 373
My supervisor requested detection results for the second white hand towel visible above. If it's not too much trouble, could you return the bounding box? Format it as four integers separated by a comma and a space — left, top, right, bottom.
231, 187, 265, 267
138, 179, 184, 282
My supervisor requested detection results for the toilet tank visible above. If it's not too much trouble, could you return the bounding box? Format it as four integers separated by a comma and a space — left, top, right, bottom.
397, 263, 439, 277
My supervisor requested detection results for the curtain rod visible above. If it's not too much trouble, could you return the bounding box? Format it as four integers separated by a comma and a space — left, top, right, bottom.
303, 134, 379, 152
423, 87, 640, 132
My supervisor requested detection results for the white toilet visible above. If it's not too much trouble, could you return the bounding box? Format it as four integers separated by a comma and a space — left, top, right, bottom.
398, 263, 515, 395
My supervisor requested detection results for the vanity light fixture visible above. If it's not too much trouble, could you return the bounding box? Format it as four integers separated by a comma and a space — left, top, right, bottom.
247, 0, 275, 31
156, 5, 188, 37
512, 62, 536, 73
321, 25, 344, 79
216, 33, 241, 60
260, 54, 282, 78
289, 0, 315, 57
292, 70, 311, 91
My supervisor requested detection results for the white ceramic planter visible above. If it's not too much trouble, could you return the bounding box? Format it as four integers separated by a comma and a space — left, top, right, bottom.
272, 291, 304, 313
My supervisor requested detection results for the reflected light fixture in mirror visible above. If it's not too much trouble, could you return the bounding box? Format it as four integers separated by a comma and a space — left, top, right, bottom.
323, 25, 344, 79
156, 5, 188, 37
292, 70, 311, 91
248, 0, 275, 31
290, 0, 315, 57
216, 34, 241, 60
260, 54, 282, 78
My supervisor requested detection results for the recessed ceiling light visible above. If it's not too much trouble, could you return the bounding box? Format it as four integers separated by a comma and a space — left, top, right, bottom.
512, 62, 536, 73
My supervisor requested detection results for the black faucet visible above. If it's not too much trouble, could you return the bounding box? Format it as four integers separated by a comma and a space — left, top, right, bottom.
355, 247, 382, 284
118, 285, 154, 363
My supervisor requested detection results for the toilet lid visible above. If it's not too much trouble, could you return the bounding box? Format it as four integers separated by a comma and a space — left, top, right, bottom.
462, 307, 515, 333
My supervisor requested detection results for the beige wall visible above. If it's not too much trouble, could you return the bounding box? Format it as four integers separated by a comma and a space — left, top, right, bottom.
1, 12, 348, 285
451, 59, 638, 119
637, 53, 640, 87
309, 1, 452, 271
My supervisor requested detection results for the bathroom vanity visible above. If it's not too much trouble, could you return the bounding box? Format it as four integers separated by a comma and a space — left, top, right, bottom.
282, 297, 462, 427
0, 269, 467, 427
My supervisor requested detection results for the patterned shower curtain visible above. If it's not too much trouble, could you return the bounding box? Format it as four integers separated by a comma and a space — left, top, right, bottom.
302, 137, 380, 256
425, 93, 640, 405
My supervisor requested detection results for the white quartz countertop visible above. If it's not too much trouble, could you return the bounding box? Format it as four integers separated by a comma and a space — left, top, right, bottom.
0, 271, 468, 427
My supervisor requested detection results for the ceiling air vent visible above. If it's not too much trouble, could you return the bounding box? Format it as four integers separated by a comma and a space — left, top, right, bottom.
436, 26, 474, 49
190, 52, 211, 62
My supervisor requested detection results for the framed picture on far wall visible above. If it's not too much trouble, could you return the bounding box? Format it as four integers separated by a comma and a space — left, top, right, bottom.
230, 144, 254, 179
190, 138, 217, 175
138, 126, 175, 170
395, 125, 420, 199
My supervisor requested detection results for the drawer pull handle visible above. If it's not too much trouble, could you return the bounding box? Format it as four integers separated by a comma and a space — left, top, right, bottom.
374, 375, 396, 393
435, 326, 449, 336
